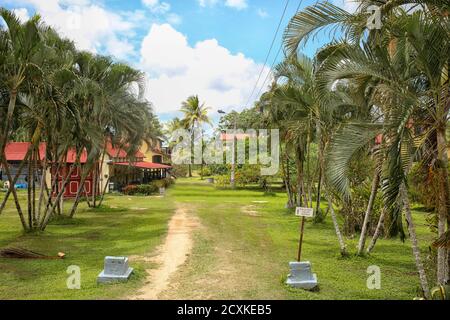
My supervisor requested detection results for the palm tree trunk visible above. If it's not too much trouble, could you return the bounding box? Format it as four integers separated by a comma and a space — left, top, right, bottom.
436, 127, 449, 284
0, 148, 32, 214
326, 192, 347, 256
357, 169, 380, 255
37, 152, 47, 225
32, 149, 37, 228
0, 90, 18, 160
295, 145, 304, 207
366, 209, 385, 254
284, 155, 294, 208
402, 185, 431, 299
98, 176, 111, 207
27, 150, 32, 229
69, 163, 95, 218
315, 166, 322, 215
40, 151, 81, 230
1, 157, 28, 230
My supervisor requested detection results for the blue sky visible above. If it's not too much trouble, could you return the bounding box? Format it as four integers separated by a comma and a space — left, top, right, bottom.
0, 0, 350, 122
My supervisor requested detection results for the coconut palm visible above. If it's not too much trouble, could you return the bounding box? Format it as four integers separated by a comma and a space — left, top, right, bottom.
180, 95, 211, 177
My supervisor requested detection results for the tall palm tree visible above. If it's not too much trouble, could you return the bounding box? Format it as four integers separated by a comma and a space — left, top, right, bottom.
180, 95, 211, 177
284, 0, 449, 292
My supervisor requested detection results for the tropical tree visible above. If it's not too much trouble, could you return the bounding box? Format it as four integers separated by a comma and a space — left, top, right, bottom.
282, 0, 449, 295
180, 95, 211, 177
0, 9, 162, 231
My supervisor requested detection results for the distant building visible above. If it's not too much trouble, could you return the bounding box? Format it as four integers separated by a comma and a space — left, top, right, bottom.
2, 139, 172, 197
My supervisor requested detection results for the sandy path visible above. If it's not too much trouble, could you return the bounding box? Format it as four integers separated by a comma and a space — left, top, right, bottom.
132, 205, 199, 300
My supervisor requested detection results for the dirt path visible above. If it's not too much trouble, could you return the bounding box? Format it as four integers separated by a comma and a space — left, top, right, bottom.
132, 205, 199, 300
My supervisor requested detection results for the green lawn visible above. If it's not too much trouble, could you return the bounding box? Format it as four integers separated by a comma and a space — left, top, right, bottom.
0, 192, 174, 300
158, 178, 434, 300
0, 179, 434, 300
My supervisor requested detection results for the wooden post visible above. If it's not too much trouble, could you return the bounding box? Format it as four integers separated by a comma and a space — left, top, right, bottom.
297, 216, 306, 262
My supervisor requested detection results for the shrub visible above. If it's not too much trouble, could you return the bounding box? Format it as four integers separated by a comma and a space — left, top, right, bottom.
201, 166, 213, 177
171, 165, 188, 178
215, 175, 231, 187
123, 184, 158, 196
123, 185, 138, 195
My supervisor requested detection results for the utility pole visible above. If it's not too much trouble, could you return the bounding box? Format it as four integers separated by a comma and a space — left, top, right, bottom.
230, 114, 237, 189
218, 109, 237, 188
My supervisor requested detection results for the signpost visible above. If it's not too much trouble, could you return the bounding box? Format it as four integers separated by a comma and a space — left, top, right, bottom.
286, 207, 318, 290
295, 207, 314, 262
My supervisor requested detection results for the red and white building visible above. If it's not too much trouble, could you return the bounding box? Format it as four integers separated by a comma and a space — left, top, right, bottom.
1, 141, 172, 198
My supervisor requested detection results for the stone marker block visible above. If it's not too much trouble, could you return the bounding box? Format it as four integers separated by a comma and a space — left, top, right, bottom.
97, 256, 133, 284
286, 261, 318, 290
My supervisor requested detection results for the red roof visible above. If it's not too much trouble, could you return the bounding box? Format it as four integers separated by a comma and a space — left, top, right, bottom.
112, 162, 171, 170
5, 141, 143, 164
65, 148, 88, 164
106, 141, 144, 159
4, 142, 46, 161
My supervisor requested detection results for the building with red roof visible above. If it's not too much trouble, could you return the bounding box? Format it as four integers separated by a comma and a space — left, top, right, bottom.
1, 140, 172, 197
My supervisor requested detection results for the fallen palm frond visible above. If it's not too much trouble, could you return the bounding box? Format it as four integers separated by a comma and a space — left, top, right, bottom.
0, 247, 65, 259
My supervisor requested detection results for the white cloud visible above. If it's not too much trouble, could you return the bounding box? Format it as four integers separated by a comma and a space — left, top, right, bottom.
225, 0, 248, 10
6, 0, 182, 60
142, 0, 171, 14
140, 24, 271, 114
257, 8, 268, 18
334, 0, 359, 13
7, 0, 136, 59
197, 0, 248, 10
12, 8, 30, 22
166, 13, 182, 25
198, 0, 219, 7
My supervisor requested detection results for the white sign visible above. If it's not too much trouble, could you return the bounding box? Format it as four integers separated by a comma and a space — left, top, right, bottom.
295, 207, 314, 218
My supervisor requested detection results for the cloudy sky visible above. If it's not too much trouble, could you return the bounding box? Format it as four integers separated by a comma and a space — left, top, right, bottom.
0, 0, 350, 121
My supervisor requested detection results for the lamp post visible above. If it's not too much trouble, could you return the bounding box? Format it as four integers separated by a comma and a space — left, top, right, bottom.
218, 109, 237, 189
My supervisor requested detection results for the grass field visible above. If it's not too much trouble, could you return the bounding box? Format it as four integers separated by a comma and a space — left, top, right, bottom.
0, 178, 434, 300
0, 192, 174, 299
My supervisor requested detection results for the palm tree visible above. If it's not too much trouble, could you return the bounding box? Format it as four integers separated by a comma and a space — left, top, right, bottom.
0, 8, 162, 230
284, 0, 449, 292
180, 95, 211, 177
0, 9, 44, 230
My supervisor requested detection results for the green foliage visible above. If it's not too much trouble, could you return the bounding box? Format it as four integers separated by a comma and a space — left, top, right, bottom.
431, 285, 450, 300
171, 165, 188, 178
218, 108, 261, 130
153, 178, 175, 189
313, 207, 326, 224
208, 164, 230, 176
408, 163, 438, 210
123, 184, 158, 196
201, 166, 213, 177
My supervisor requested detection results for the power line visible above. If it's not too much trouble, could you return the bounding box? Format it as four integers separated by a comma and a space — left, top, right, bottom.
253, 0, 310, 102
243, 0, 291, 109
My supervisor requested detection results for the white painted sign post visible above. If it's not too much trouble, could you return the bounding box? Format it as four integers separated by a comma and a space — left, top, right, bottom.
295, 207, 314, 218
295, 207, 314, 262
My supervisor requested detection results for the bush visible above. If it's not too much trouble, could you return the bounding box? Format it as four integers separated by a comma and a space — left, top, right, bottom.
153, 178, 175, 189
201, 166, 213, 177
171, 165, 188, 178
123, 184, 158, 196
215, 175, 231, 187
0, 180, 4, 189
